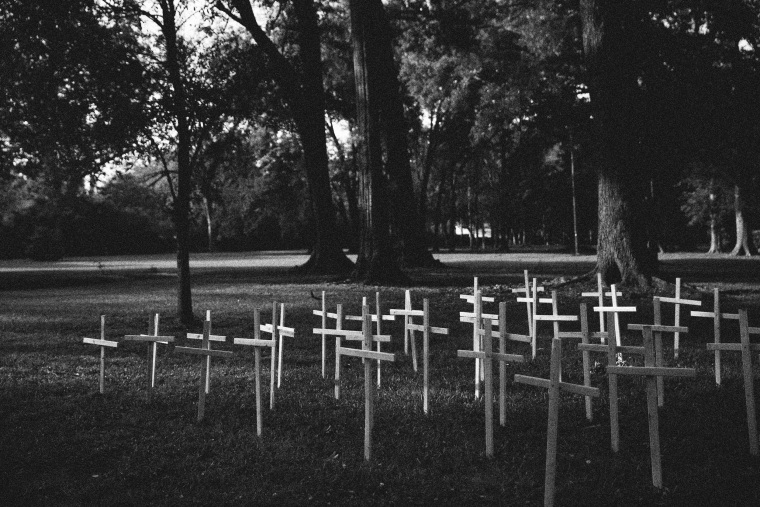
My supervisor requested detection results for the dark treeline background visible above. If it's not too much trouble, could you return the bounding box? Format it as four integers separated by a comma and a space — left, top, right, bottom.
2, 0, 758, 260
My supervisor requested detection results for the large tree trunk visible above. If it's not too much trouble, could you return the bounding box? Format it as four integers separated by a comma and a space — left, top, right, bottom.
160, 0, 194, 325
580, 0, 656, 287
369, 0, 439, 268
730, 183, 754, 256
707, 178, 722, 254
225, 0, 352, 274
349, 0, 405, 283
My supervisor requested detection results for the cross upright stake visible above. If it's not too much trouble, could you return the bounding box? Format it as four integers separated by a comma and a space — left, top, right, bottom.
258, 303, 281, 409
345, 293, 395, 382
234, 308, 276, 437
655, 278, 701, 360
123, 313, 175, 399
313, 294, 343, 379
510, 270, 545, 338
184, 310, 226, 394
581, 273, 621, 344
607, 325, 696, 488
260, 303, 294, 390
335, 305, 398, 461
405, 299, 449, 414
458, 317, 524, 457
705, 309, 759, 456
516, 278, 547, 359
691, 288, 738, 386
514, 338, 600, 506
175, 317, 233, 422
82, 315, 118, 394
460, 278, 496, 397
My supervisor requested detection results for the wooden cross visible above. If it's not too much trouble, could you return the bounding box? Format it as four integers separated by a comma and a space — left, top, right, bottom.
534, 291, 579, 383
313, 304, 391, 400
654, 278, 701, 360
576, 290, 638, 451
510, 269, 544, 339
123, 313, 175, 398
514, 338, 600, 507
260, 303, 293, 389
233, 308, 276, 437
690, 288, 739, 386
175, 317, 234, 422
389, 290, 420, 371
337, 305, 398, 461
460, 278, 497, 397
185, 310, 226, 394
581, 273, 622, 344
82, 315, 118, 394
257, 303, 281, 408
628, 295, 691, 407
391, 298, 449, 414
556, 302, 609, 422
515, 278, 546, 359
345, 293, 395, 384
607, 325, 696, 488
458, 316, 525, 457
705, 309, 760, 456
312, 291, 337, 378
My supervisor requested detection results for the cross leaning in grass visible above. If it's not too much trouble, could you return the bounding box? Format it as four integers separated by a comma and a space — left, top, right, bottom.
705, 308, 760, 456
458, 303, 525, 457
391, 298, 449, 414
260, 302, 293, 389
337, 305, 398, 461
389, 290, 423, 372
690, 287, 739, 386
82, 315, 118, 394
123, 313, 175, 398
233, 308, 276, 437
175, 314, 233, 422
628, 295, 693, 407
607, 325, 696, 488
185, 310, 226, 394
514, 338, 600, 507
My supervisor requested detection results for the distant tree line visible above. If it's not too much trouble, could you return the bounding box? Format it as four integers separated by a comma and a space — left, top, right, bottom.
2, 0, 759, 321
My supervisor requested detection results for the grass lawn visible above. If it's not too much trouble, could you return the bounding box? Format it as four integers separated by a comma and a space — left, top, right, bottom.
1, 252, 760, 505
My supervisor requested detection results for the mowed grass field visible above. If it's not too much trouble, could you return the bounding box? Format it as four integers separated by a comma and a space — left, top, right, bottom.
1, 252, 760, 505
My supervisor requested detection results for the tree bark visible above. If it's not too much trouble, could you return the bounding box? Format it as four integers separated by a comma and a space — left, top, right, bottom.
348, 0, 406, 283
160, 0, 193, 325
224, 0, 352, 274
730, 183, 753, 256
707, 179, 721, 254
580, 0, 656, 287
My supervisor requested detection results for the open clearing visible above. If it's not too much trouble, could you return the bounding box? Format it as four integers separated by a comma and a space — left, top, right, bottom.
1, 251, 759, 505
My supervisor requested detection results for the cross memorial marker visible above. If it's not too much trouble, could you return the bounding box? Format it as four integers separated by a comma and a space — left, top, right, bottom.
581, 273, 622, 344
336, 306, 398, 461
389, 290, 420, 370
514, 338, 600, 507
607, 325, 696, 488
312, 291, 338, 378
123, 313, 175, 398
628, 295, 692, 407
175, 316, 234, 422
690, 288, 739, 386
185, 310, 227, 394
260, 303, 293, 389
233, 308, 276, 437
257, 303, 281, 409
82, 315, 118, 394
653, 278, 701, 360
510, 269, 545, 339
460, 278, 497, 397
515, 278, 547, 359
346, 293, 395, 384
458, 309, 525, 457
392, 298, 449, 414
705, 309, 760, 456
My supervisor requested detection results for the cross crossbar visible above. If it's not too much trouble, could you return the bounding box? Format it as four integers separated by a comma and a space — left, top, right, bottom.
513, 374, 600, 397
656, 296, 701, 306
175, 346, 233, 359
83, 337, 118, 348
607, 365, 696, 377
124, 334, 175, 344
186, 333, 226, 342
627, 324, 687, 333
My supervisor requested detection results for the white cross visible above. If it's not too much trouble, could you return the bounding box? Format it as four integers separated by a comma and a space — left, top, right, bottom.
82, 315, 118, 394
123, 313, 175, 398
690, 287, 739, 386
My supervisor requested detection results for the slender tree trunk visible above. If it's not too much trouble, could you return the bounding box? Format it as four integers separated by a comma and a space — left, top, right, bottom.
203, 195, 214, 253
348, 0, 405, 283
730, 183, 753, 256
160, 0, 193, 325
580, 0, 656, 287
707, 179, 721, 254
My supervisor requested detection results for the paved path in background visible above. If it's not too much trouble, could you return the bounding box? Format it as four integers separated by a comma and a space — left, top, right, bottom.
0, 250, 754, 273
